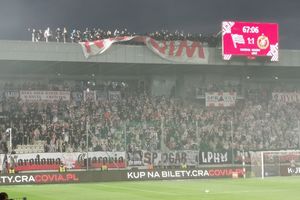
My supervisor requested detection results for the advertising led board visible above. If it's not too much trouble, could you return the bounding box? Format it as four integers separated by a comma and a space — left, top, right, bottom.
222, 21, 279, 61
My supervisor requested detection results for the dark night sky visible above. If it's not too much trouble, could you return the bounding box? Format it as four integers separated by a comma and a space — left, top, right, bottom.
0, 0, 300, 49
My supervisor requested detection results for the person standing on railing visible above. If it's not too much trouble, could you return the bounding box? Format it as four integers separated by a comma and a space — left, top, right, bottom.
44, 27, 52, 42
55, 28, 62, 43
62, 27, 68, 43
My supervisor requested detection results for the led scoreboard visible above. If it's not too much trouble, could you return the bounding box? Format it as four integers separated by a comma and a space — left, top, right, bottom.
222, 21, 279, 61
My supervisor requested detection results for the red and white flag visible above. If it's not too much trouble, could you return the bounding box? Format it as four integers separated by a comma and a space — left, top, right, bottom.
79, 36, 136, 58
231, 34, 245, 48
80, 36, 209, 64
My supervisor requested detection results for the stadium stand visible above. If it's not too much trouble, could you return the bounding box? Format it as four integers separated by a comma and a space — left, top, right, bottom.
0, 26, 298, 177
1, 79, 300, 155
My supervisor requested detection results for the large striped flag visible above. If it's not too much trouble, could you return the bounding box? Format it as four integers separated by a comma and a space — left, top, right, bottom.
80, 36, 209, 64
231, 34, 245, 48
80, 36, 136, 58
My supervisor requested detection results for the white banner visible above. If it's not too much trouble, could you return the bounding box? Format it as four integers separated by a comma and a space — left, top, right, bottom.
80, 36, 135, 58
272, 92, 300, 103
4, 151, 126, 171
20, 90, 70, 102
83, 90, 96, 102
144, 37, 209, 64
71, 91, 83, 102
0, 154, 6, 172
205, 92, 236, 107
127, 150, 198, 166
4, 91, 19, 98
80, 36, 209, 64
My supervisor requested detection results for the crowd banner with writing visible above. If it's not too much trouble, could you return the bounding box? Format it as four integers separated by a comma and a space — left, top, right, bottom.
127, 150, 143, 166
4, 90, 19, 99
197, 151, 231, 164
80, 36, 209, 64
20, 90, 70, 102
80, 36, 136, 58
127, 151, 195, 167
127, 150, 233, 167
272, 92, 300, 103
205, 92, 236, 107
1, 152, 125, 172
144, 151, 189, 166
144, 37, 208, 64
0, 150, 248, 172
83, 90, 97, 102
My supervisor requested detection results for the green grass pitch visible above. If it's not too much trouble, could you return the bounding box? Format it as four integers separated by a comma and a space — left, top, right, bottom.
1, 177, 300, 200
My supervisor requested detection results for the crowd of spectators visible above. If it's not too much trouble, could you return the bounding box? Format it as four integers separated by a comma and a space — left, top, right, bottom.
0, 79, 300, 156
28, 27, 219, 47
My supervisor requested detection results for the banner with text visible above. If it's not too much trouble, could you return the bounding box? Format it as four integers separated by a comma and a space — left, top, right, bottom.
198, 151, 231, 164
20, 90, 70, 102
127, 150, 197, 167
0, 168, 246, 185
1, 151, 125, 172
144, 37, 209, 64
4, 90, 19, 99
205, 92, 236, 107
80, 36, 135, 58
127, 168, 245, 181
272, 92, 300, 103
80, 36, 209, 64
127, 150, 233, 166
83, 90, 96, 102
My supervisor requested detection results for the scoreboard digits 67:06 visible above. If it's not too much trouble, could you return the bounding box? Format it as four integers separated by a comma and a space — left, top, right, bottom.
222, 21, 279, 61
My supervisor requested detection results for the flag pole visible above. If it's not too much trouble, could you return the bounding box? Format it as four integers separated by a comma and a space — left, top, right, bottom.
6, 128, 12, 151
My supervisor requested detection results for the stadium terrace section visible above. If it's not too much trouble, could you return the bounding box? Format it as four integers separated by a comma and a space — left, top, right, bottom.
1, 81, 300, 163
1, 31, 300, 178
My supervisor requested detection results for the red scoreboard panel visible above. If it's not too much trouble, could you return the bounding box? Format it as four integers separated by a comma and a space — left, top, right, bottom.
222, 21, 279, 61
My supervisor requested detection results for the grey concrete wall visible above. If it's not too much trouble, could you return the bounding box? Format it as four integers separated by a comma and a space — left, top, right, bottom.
0, 40, 299, 67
